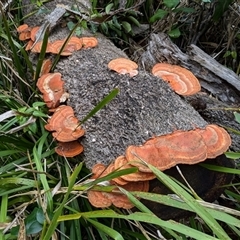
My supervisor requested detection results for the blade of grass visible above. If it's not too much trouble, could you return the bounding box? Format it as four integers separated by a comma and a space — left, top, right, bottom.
200, 163, 240, 174
132, 191, 240, 226
50, 20, 82, 71
0, 195, 8, 240
0, 7, 24, 79
58, 210, 220, 240
33, 132, 53, 211
144, 162, 230, 239
34, 26, 50, 82
42, 162, 83, 240
80, 88, 119, 124
87, 218, 124, 240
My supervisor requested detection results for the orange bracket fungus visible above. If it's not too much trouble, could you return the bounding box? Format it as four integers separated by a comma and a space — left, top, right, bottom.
87, 162, 149, 209
45, 105, 85, 142
152, 63, 201, 96
108, 58, 138, 77
79, 37, 98, 49
125, 124, 231, 173
36, 72, 66, 109
55, 141, 84, 157
49, 36, 83, 56
114, 156, 156, 182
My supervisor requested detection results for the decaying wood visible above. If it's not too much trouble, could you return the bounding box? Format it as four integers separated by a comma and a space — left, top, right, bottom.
55, 35, 207, 169
139, 33, 240, 104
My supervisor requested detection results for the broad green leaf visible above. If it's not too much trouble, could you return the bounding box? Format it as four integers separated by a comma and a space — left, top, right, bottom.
149, 9, 168, 23
105, 3, 114, 14
122, 21, 132, 33
212, 0, 234, 22
127, 16, 140, 27
168, 27, 181, 38
67, 21, 75, 30
163, 0, 180, 8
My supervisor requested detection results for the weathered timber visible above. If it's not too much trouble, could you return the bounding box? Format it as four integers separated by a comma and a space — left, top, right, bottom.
55, 34, 207, 169
139, 33, 240, 104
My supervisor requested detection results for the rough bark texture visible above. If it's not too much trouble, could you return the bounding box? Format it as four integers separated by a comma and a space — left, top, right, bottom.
55, 35, 208, 169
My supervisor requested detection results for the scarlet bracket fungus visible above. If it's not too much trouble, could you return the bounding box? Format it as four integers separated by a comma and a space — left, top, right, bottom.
152, 63, 201, 96
18, 26, 32, 41
126, 130, 208, 172
30, 26, 40, 41
79, 37, 98, 49
36, 73, 65, 108
16, 24, 29, 33
39, 59, 52, 77
55, 141, 84, 157
45, 105, 85, 142
31, 41, 53, 53
50, 37, 82, 56
87, 163, 149, 209
114, 156, 156, 182
125, 124, 231, 173
196, 124, 231, 158
108, 58, 138, 77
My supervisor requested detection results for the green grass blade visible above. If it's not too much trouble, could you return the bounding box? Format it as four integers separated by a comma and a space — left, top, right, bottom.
87, 218, 124, 240
0, 8, 24, 79
42, 163, 83, 240
58, 210, 220, 240
34, 26, 50, 82
33, 132, 53, 211
80, 88, 119, 124
0, 194, 8, 240
201, 163, 239, 174
145, 163, 231, 239
133, 191, 240, 226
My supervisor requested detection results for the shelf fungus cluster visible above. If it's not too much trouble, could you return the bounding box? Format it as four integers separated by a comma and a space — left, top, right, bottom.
17, 24, 98, 55
16, 24, 97, 157
89, 124, 231, 209
36, 72, 85, 157
152, 63, 201, 96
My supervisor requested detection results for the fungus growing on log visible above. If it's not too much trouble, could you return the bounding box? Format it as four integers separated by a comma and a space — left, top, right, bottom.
152, 63, 201, 95
114, 156, 156, 182
39, 59, 52, 77
125, 125, 231, 173
31, 41, 52, 53
55, 141, 84, 157
18, 26, 32, 41
50, 37, 83, 56
16, 24, 29, 33
196, 124, 231, 158
30, 26, 40, 41
87, 162, 149, 209
45, 105, 85, 142
36, 72, 65, 108
79, 37, 98, 49
108, 58, 138, 77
